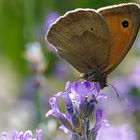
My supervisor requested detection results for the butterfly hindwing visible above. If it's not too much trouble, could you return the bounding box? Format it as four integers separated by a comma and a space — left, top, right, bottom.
98, 3, 140, 74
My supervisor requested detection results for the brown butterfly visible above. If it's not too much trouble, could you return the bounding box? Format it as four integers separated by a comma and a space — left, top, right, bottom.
46, 3, 140, 88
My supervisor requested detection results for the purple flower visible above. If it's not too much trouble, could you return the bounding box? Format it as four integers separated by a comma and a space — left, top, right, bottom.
1, 129, 42, 140
96, 124, 137, 140
44, 12, 59, 52
53, 61, 70, 80
46, 81, 107, 140
104, 61, 140, 115
111, 77, 130, 94
44, 12, 59, 31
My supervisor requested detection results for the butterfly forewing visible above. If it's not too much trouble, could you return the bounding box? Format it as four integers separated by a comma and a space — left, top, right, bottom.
98, 3, 140, 74
46, 9, 110, 74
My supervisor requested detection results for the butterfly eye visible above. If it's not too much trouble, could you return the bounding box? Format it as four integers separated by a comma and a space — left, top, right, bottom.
90, 27, 93, 31
121, 20, 129, 28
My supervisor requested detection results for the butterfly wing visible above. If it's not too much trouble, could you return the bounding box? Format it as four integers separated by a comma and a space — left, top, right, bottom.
46, 9, 110, 74
98, 3, 140, 74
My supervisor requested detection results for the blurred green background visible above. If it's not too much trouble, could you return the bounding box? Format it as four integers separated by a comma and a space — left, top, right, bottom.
0, 0, 140, 140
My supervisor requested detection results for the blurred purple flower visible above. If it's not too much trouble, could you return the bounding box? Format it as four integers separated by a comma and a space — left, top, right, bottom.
44, 12, 59, 52
111, 77, 130, 94
102, 61, 140, 116
21, 76, 40, 100
101, 76, 137, 116
46, 81, 108, 140
111, 77, 136, 113
44, 12, 59, 31
53, 61, 70, 80
1, 129, 42, 140
96, 124, 137, 140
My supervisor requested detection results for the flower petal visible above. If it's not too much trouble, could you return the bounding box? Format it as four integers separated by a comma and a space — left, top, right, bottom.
1, 132, 8, 140
24, 130, 33, 140
36, 129, 42, 140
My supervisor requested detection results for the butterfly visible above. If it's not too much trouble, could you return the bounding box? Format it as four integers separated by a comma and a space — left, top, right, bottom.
46, 3, 140, 88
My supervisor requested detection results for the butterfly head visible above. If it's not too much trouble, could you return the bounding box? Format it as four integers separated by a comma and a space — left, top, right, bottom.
80, 68, 107, 89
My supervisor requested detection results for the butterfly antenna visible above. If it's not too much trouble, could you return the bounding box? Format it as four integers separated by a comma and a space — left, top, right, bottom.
107, 82, 120, 98
107, 82, 129, 105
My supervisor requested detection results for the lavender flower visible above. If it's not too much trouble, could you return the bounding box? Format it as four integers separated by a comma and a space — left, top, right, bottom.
44, 12, 59, 31
96, 124, 137, 140
1, 129, 42, 140
53, 61, 70, 80
44, 12, 59, 52
103, 60, 140, 116
46, 81, 108, 140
